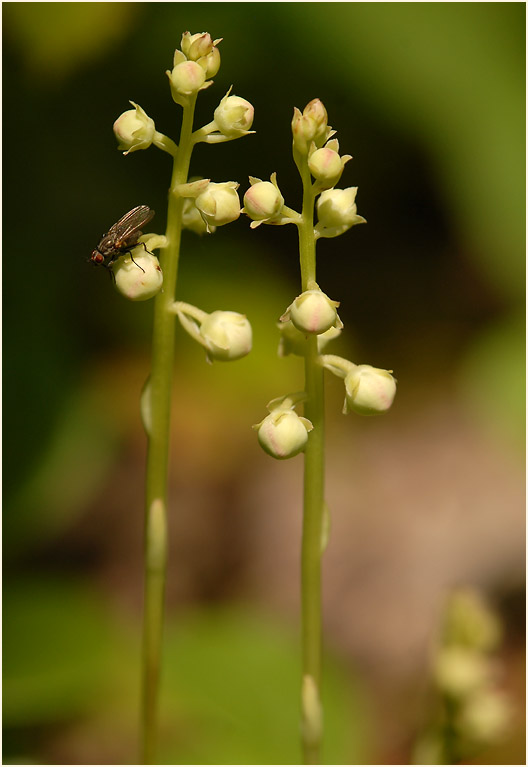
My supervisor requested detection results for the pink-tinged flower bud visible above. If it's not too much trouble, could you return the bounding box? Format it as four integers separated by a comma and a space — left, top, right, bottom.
113, 102, 155, 155
243, 178, 284, 223
282, 288, 341, 335
292, 99, 329, 154
316, 187, 365, 229
195, 181, 240, 229
214, 93, 254, 138
308, 147, 346, 187
113, 250, 163, 301
200, 310, 252, 361
343, 365, 396, 415
198, 45, 221, 78
256, 409, 313, 460
187, 32, 215, 61
167, 60, 206, 96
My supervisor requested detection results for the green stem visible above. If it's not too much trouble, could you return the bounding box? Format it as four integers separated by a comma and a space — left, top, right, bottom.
298, 162, 325, 765
141, 94, 197, 765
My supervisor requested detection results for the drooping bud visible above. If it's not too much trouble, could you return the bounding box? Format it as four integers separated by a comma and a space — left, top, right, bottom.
308, 143, 351, 189
113, 249, 163, 301
281, 287, 342, 335
214, 91, 254, 138
199, 310, 252, 361
316, 187, 366, 234
113, 102, 155, 155
254, 395, 313, 460
194, 181, 241, 230
167, 60, 206, 99
343, 364, 396, 415
242, 174, 285, 226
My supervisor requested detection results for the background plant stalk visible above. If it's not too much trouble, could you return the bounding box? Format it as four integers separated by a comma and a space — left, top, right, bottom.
298, 163, 325, 765
141, 94, 197, 765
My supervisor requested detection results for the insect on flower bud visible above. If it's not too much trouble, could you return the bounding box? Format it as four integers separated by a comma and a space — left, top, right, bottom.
243, 176, 284, 224
343, 365, 396, 416
214, 93, 254, 138
113, 102, 155, 155
113, 249, 163, 301
200, 311, 252, 361
195, 181, 241, 229
282, 288, 341, 335
255, 407, 313, 460
167, 60, 206, 97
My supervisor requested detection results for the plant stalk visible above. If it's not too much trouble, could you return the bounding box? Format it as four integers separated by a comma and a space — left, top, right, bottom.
140, 94, 197, 765
298, 164, 325, 765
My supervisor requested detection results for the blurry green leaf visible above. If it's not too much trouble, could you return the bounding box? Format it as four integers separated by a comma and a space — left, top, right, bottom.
160, 607, 368, 764
3, 579, 130, 727
458, 313, 525, 450
3, 3, 141, 80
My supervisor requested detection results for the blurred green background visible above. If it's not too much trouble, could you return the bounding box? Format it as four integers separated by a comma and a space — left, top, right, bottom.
3, 3, 525, 764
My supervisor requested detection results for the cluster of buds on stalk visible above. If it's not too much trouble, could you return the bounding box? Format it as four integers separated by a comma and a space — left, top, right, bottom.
104, 29, 254, 351
246, 98, 396, 459
413, 589, 514, 763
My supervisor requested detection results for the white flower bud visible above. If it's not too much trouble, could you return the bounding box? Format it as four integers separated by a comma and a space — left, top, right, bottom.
316, 187, 365, 230
433, 647, 490, 698
113, 102, 155, 155
185, 32, 215, 61
113, 250, 163, 301
167, 60, 206, 96
256, 409, 313, 460
343, 365, 396, 415
292, 99, 329, 154
243, 178, 284, 223
200, 310, 252, 361
214, 93, 254, 138
308, 147, 346, 187
282, 288, 341, 335
195, 182, 240, 229
459, 690, 512, 742
199, 45, 221, 77
181, 197, 215, 235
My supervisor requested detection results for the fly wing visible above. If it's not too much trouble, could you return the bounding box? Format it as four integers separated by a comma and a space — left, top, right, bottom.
108, 205, 155, 239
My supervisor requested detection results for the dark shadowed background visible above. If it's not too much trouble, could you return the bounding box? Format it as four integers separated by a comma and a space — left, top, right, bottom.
3, 3, 525, 765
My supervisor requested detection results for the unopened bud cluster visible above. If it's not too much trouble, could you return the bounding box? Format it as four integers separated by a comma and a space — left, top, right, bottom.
246, 100, 396, 458
103, 28, 255, 362
418, 589, 514, 760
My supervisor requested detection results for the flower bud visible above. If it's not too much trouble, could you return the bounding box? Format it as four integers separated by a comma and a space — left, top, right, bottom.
113, 249, 163, 301
256, 408, 313, 460
185, 32, 215, 61
243, 178, 284, 223
316, 187, 365, 230
113, 102, 155, 155
214, 93, 254, 138
433, 647, 490, 698
167, 60, 206, 97
308, 147, 347, 187
343, 365, 396, 415
181, 197, 215, 235
195, 182, 240, 229
282, 288, 341, 335
292, 99, 330, 155
200, 46, 221, 77
200, 310, 252, 361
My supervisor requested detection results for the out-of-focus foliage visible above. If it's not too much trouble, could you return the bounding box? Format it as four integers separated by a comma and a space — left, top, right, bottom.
3, 3, 524, 765
4, 580, 367, 765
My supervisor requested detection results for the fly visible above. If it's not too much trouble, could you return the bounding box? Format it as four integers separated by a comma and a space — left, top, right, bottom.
90, 205, 155, 272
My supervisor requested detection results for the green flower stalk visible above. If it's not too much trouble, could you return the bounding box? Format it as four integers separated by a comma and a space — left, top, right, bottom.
97, 31, 255, 764
246, 98, 396, 764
